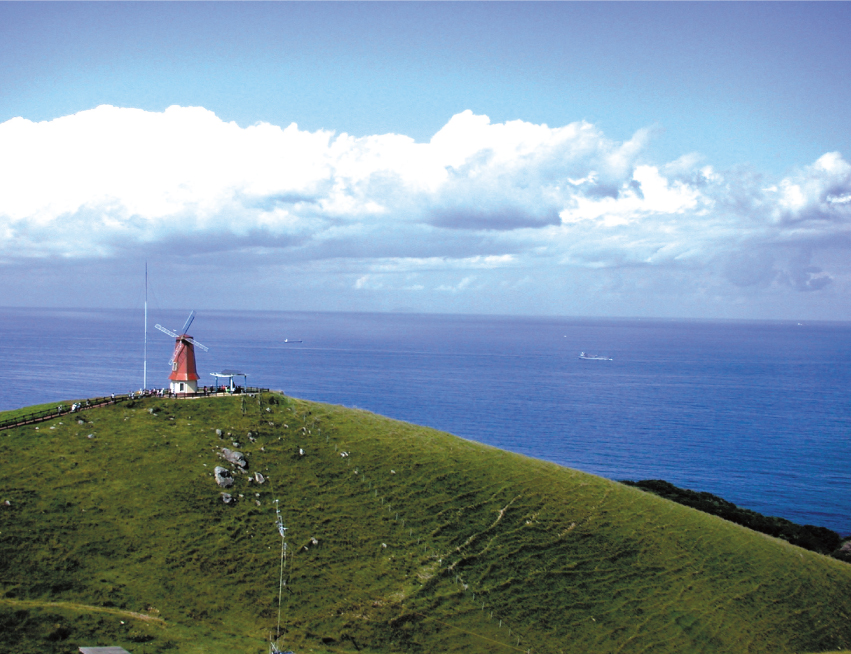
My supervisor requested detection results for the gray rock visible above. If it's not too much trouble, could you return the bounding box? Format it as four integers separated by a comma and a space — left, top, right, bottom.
215, 429, 222, 437
221, 492, 234, 504
214, 466, 234, 488
221, 448, 247, 468
254, 472, 265, 484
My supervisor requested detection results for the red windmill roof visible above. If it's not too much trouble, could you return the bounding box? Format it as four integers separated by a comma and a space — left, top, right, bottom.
169, 334, 200, 382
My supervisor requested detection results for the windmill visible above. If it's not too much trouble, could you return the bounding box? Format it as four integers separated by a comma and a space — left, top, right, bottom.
154, 311, 209, 395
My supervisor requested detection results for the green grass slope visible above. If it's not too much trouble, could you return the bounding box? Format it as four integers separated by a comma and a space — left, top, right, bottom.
1, 393, 850, 654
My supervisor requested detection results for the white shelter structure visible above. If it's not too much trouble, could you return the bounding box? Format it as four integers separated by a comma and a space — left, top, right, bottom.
210, 369, 248, 392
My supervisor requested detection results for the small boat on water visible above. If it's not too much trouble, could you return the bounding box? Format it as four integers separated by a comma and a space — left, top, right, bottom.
579, 352, 612, 361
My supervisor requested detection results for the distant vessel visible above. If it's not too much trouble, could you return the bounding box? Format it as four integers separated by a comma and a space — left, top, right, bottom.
579, 352, 612, 361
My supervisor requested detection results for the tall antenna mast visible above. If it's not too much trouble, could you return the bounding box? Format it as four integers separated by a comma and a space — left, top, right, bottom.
144, 261, 148, 391
275, 500, 288, 644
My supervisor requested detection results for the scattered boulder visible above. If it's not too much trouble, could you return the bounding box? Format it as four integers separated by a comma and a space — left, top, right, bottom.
215, 429, 222, 437
254, 472, 265, 484
77, 420, 85, 425
221, 492, 234, 504
87, 434, 95, 439
232, 441, 240, 448
221, 448, 247, 468
214, 466, 234, 488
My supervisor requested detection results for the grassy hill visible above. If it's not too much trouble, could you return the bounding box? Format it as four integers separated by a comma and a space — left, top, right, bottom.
1, 393, 850, 654
621, 479, 849, 560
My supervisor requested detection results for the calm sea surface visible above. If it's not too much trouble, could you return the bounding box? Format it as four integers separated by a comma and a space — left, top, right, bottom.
1, 308, 849, 535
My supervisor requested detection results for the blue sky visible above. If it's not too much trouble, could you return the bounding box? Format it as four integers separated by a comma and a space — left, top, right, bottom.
1, 2, 850, 319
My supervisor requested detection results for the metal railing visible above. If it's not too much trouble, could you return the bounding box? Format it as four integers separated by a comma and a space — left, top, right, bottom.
0, 388, 275, 431
142, 386, 272, 398
0, 395, 127, 431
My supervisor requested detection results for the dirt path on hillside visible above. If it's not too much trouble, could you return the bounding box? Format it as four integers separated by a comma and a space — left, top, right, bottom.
0, 597, 166, 625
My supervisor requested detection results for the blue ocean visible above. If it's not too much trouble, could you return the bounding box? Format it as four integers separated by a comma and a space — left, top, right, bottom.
1, 307, 848, 535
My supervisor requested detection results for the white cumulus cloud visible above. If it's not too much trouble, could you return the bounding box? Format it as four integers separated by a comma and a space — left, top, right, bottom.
1, 104, 850, 305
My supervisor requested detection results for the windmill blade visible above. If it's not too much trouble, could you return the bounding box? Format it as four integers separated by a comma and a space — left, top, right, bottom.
155, 324, 179, 338
187, 337, 209, 352
170, 340, 184, 364
181, 311, 196, 335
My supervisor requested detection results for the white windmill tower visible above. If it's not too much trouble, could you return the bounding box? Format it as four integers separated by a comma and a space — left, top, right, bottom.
154, 311, 209, 394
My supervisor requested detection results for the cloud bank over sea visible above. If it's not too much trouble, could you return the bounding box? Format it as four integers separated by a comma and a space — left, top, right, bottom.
2, 105, 850, 317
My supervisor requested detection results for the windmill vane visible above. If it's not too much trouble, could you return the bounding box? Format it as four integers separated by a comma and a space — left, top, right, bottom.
154, 311, 208, 395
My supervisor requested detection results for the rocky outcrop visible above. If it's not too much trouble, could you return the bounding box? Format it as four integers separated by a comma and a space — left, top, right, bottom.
214, 466, 234, 488
221, 448, 247, 469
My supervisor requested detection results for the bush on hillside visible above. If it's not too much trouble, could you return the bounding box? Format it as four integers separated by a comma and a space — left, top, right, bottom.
621, 479, 844, 558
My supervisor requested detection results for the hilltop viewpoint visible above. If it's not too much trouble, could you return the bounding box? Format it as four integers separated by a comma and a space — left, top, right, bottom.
1, 393, 850, 654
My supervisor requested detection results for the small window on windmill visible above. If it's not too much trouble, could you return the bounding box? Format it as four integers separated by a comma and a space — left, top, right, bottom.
172, 361, 178, 371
